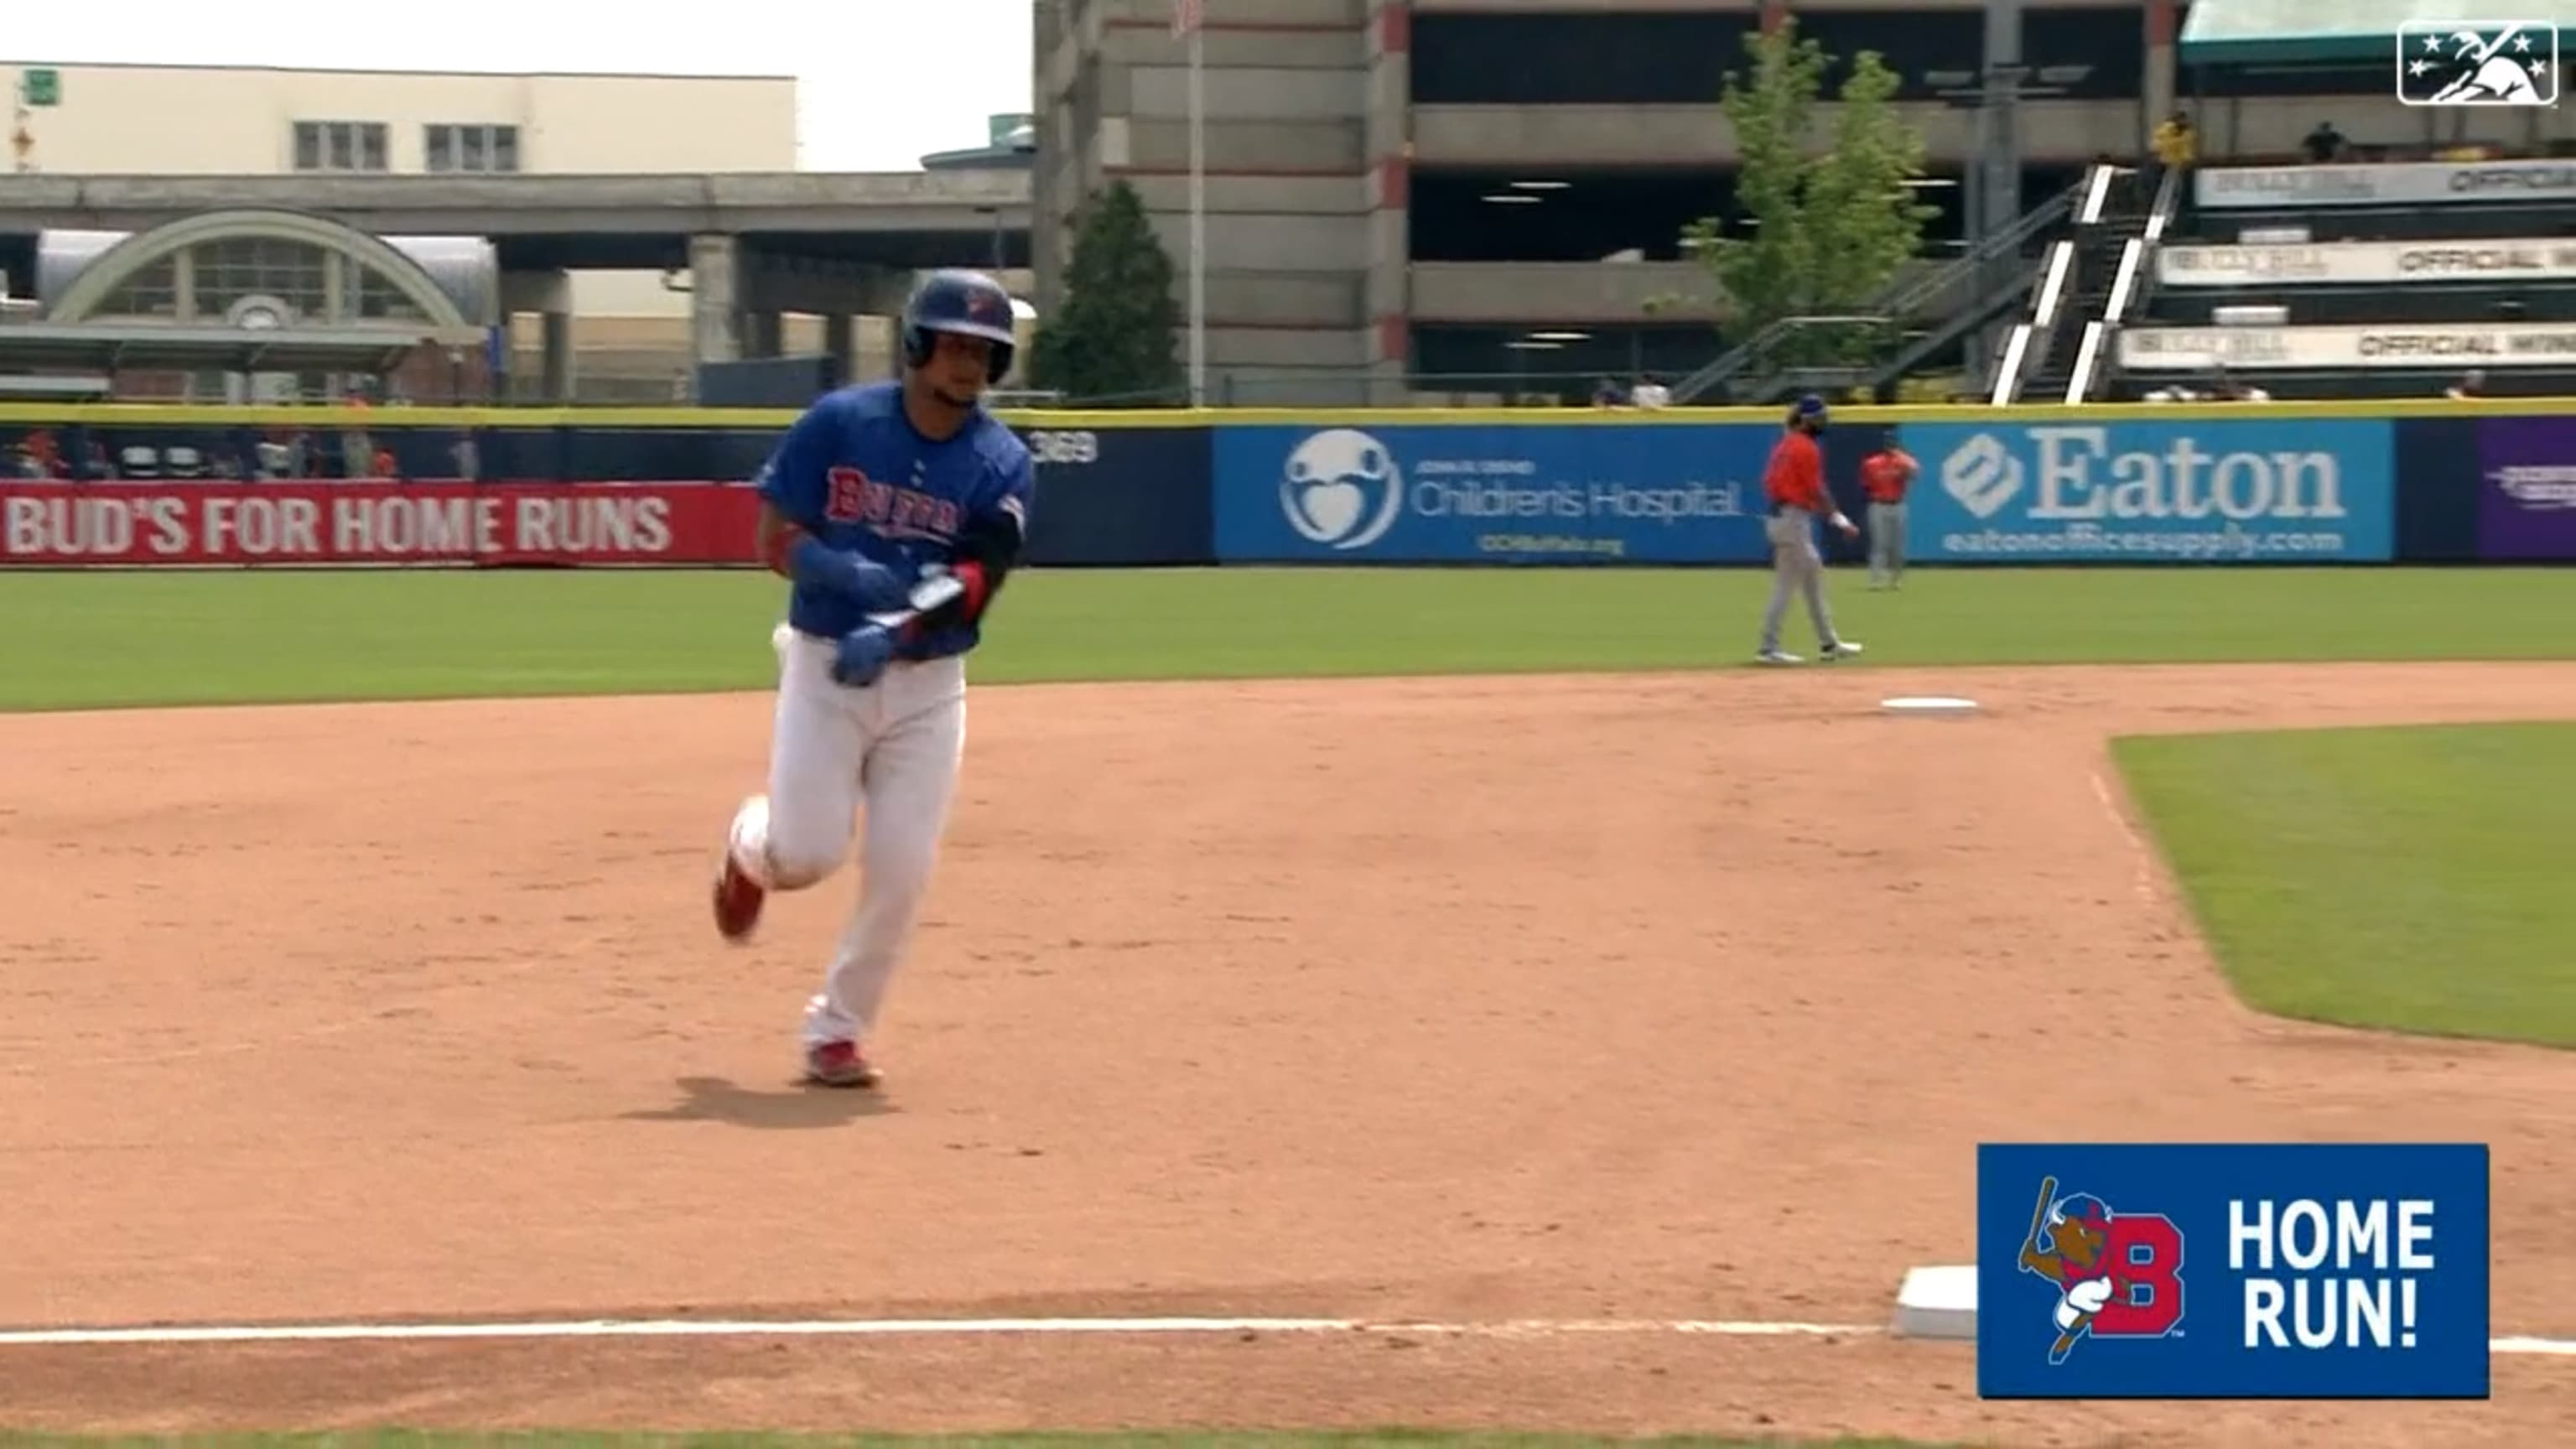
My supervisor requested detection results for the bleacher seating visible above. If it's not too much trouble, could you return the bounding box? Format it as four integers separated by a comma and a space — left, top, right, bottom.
2109, 152, 2576, 401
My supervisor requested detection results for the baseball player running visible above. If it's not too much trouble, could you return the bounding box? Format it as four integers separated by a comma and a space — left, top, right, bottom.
1860, 440, 1918, 589
1755, 393, 1862, 665
709, 268, 1036, 1089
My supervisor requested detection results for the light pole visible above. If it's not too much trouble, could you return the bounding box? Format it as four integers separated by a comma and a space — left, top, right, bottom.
1175, 0, 1207, 406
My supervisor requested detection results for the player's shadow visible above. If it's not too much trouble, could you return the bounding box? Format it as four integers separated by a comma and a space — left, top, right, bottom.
621, 1075, 895, 1129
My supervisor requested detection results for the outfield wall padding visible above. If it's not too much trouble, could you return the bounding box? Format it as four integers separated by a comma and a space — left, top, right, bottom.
3, 401, 2571, 569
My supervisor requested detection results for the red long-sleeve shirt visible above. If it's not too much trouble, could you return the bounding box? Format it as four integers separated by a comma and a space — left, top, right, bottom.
1862, 448, 1918, 504
1763, 430, 1829, 513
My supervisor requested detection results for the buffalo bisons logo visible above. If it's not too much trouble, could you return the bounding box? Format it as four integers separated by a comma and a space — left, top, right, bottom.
2018, 1175, 2187, 1363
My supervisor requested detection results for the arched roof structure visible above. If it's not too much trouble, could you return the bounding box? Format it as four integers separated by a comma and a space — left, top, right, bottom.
39, 209, 489, 335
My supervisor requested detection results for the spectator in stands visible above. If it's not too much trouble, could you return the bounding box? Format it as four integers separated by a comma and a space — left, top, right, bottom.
2303, 122, 2347, 164
2152, 111, 2195, 179
1629, 372, 1671, 408
2214, 365, 2272, 402
1592, 377, 1626, 408
2446, 369, 2486, 400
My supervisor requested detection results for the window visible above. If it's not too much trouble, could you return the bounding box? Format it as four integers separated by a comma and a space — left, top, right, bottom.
96, 257, 179, 319
293, 121, 389, 173
190, 236, 332, 322
1411, 13, 1758, 104
426, 123, 522, 174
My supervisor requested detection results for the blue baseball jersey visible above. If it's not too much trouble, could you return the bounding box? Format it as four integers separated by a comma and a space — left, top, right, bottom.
754, 380, 1035, 660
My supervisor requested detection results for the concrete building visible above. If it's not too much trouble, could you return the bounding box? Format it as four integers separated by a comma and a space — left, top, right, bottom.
3, 60, 810, 394
1030, 0, 2569, 406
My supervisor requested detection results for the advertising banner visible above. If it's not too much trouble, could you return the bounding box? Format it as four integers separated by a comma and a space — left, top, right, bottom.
2155, 239, 2576, 287
1976, 1143, 2490, 1400
2117, 323, 2576, 371
0, 480, 760, 567
1213, 423, 1773, 564
1015, 423, 1213, 566
2194, 158, 2576, 209
2477, 417, 2576, 560
1895, 418, 2395, 562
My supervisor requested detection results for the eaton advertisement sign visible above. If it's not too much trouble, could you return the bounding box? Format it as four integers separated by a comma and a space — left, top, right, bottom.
1896, 420, 2396, 563
1213, 423, 1774, 563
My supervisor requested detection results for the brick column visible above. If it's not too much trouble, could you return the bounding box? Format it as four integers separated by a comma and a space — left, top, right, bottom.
1364, 0, 1412, 405
2146, 0, 2179, 148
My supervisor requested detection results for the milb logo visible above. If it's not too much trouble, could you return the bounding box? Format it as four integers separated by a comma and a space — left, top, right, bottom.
2017, 1175, 2186, 1363
2397, 22, 2560, 106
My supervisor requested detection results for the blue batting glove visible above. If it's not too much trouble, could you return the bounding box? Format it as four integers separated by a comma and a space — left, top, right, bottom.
830, 624, 897, 688
787, 534, 909, 612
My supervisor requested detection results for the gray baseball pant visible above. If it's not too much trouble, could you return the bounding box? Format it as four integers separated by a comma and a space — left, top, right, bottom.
1759, 508, 1840, 652
1868, 501, 1907, 585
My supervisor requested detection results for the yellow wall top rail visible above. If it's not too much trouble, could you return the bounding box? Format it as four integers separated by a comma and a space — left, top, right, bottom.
4, 398, 2574, 429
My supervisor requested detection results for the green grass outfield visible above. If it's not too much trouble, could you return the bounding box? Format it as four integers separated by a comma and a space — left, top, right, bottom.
0, 565, 2571, 712
0, 1436, 1966, 1449
2113, 720, 2576, 1049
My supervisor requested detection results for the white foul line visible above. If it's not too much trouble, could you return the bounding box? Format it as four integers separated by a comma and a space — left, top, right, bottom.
0, 1316, 1868, 1348
0, 1316, 2565, 1356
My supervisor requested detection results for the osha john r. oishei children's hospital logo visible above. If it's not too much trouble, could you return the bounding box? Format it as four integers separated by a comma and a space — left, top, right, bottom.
2018, 1176, 2187, 1363
2397, 21, 2560, 106
1280, 428, 1405, 549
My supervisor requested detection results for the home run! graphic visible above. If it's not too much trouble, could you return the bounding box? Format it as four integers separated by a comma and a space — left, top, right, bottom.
1976, 1145, 2491, 1399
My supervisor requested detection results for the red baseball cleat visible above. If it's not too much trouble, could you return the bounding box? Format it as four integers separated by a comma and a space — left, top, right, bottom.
712, 854, 766, 942
803, 1040, 882, 1088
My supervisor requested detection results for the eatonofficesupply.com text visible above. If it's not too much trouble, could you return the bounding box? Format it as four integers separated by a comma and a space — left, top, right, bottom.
1941, 523, 2348, 559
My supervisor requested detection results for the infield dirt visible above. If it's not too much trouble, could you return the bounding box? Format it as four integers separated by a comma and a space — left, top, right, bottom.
3, 662, 2572, 1447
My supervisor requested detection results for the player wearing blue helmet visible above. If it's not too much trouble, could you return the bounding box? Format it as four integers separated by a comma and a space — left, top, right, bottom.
709, 267, 1036, 1089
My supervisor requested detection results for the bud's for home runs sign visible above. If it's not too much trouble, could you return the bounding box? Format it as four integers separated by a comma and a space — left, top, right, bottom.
1976, 1143, 2490, 1399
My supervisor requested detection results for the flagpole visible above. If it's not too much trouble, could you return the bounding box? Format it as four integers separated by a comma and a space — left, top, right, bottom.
1187, 3, 1208, 408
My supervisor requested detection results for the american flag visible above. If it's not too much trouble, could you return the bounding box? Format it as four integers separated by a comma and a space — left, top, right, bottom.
1172, 0, 1202, 39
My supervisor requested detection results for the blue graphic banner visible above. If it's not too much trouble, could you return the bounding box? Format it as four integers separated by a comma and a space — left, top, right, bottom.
1977, 1143, 2490, 1400
1213, 423, 1774, 564
1896, 419, 2397, 563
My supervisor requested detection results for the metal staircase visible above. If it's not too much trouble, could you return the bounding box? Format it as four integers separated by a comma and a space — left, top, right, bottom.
1669, 168, 2102, 407
2008, 166, 2171, 403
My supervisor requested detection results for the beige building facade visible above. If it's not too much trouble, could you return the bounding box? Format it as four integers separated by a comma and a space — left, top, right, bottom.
3, 61, 862, 395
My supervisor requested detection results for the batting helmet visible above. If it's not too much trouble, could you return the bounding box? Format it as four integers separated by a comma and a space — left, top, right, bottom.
902, 268, 1019, 383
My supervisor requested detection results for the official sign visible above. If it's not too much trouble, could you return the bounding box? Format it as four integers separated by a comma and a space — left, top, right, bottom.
2156, 240, 2576, 287
1978, 1143, 2490, 1399
2119, 323, 2576, 370
2477, 417, 2576, 560
2397, 21, 2559, 106
2195, 158, 2576, 209
1895, 418, 2395, 563
1213, 423, 1773, 564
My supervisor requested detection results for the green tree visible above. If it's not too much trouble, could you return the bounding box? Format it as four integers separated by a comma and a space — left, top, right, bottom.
1028, 179, 1187, 405
1673, 20, 1936, 371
